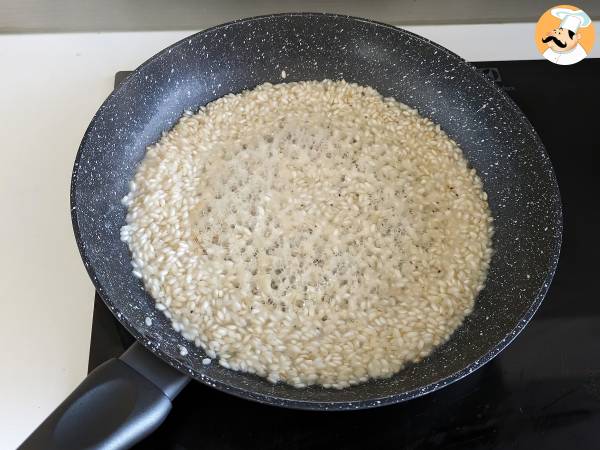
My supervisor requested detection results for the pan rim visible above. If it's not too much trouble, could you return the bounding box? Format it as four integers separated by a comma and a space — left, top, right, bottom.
70, 12, 563, 410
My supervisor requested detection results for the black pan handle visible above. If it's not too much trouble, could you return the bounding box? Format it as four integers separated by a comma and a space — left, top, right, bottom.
19, 342, 190, 450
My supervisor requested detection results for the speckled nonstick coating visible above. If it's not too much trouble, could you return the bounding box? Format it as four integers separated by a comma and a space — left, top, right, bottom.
71, 13, 562, 410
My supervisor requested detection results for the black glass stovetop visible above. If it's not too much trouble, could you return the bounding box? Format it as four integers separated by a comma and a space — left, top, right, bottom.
89, 59, 600, 450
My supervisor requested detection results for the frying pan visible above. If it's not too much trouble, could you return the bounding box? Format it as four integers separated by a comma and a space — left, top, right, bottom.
21, 13, 561, 450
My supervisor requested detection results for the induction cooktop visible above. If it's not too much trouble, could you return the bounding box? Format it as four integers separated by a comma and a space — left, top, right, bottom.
88, 59, 600, 450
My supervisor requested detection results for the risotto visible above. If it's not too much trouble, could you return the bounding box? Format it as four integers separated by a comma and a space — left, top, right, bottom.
120, 80, 493, 389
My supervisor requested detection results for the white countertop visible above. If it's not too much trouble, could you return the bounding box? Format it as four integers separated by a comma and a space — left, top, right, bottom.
1, 23, 596, 448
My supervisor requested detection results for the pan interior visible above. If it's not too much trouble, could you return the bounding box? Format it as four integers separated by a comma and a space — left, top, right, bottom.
72, 14, 561, 409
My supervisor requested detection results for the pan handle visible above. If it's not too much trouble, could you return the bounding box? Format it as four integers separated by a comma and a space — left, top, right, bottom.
19, 342, 190, 450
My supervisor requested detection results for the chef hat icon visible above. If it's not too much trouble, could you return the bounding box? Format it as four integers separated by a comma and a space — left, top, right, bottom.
551, 7, 592, 33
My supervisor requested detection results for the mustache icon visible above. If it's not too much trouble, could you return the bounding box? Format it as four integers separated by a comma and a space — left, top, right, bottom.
542, 35, 567, 48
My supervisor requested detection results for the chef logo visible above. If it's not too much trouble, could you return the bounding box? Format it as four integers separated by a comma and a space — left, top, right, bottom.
536, 5, 595, 65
